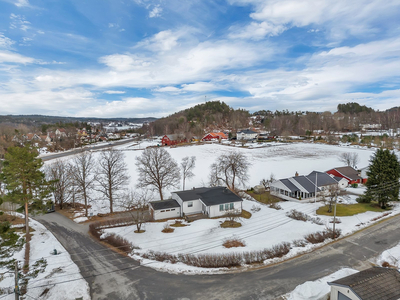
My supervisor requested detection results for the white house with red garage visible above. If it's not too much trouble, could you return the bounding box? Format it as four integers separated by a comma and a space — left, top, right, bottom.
202, 132, 227, 141
326, 166, 367, 184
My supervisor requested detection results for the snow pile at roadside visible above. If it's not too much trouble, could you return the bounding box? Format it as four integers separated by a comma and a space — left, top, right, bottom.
0, 217, 90, 300
376, 242, 400, 270
284, 268, 358, 300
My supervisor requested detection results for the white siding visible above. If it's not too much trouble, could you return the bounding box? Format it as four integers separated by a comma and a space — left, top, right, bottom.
208, 201, 242, 218
182, 199, 203, 215
338, 178, 348, 189
152, 207, 181, 221
330, 286, 359, 300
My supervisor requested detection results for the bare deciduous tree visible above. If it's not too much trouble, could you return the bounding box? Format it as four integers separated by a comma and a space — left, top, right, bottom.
125, 190, 150, 233
136, 147, 180, 200
339, 152, 359, 168
45, 159, 72, 210
260, 173, 276, 191
181, 156, 196, 190
71, 151, 96, 217
209, 151, 250, 191
323, 184, 341, 213
96, 148, 130, 213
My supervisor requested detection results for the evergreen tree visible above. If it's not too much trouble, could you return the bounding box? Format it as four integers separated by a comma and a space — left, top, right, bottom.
0, 146, 51, 236
362, 148, 400, 208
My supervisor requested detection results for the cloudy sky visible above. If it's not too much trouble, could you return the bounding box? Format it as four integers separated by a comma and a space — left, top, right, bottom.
0, 0, 400, 118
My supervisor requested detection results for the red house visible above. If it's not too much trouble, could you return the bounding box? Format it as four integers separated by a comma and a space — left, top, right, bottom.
202, 132, 227, 141
326, 166, 366, 184
161, 134, 186, 146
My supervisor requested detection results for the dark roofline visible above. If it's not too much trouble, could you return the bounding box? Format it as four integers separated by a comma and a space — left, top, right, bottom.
150, 199, 181, 210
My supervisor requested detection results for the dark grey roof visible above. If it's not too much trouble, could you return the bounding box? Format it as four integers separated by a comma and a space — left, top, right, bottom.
150, 199, 180, 210
333, 176, 345, 182
291, 176, 317, 193
329, 267, 400, 300
238, 129, 258, 134
307, 171, 338, 187
330, 166, 363, 181
280, 179, 300, 192
173, 187, 243, 206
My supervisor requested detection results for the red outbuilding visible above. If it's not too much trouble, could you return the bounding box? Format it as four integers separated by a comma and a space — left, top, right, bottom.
161, 134, 186, 146
202, 132, 227, 141
326, 166, 365, 184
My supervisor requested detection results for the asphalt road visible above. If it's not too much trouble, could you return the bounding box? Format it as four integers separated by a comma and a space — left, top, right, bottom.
35, 212, 400, 300
41, 138, 137, 161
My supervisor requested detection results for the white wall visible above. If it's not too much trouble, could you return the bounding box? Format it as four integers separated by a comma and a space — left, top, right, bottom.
152, 207, 181, 221
330, 286, 359, 300
208, 202, 242, 218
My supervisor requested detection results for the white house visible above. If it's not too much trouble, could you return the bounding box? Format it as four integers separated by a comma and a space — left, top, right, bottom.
171, 187, 243, 218
237, 129, 258, 141
149, 199, 181, 221
328, 267, 400, 300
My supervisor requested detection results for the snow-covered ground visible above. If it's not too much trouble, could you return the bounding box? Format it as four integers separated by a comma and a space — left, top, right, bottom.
104, 197, 400, 274
0, 216, 90, 300
47, 141, 381, 216
376, 241, 400, 269
283, 268, 358, 300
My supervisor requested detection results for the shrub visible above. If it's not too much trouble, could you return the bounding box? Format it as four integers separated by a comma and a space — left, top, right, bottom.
251, 205, 261, 213
223, 237, 246, 248
351, 183, 358, 188
162, 223, 174, 233
102, 233, 136, 254
269, 203, 282, 210
329, 218, 342, 224
304, 228, 342, 244
293, 239, 308, 247
286, 209, 324, 225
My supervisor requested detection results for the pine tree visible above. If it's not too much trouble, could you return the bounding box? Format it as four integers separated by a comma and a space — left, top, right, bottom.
1, 146, 51, 236
363, 148, 400, 208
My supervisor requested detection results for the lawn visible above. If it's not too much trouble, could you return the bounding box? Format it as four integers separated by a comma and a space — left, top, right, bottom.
316, 202, 388, 217
246, 191, 280, 205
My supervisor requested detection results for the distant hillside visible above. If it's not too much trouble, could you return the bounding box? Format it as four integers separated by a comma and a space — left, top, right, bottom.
337, 102, 374, 114
148, 101, 250, 137
0, 115, 157, 125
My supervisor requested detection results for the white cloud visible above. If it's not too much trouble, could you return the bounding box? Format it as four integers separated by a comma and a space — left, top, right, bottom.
0, 33, 15, 48
0, 50, 34, 64
10, 13, 31, 32
149, 5, 162, 18
229, 21, 286, 40
137, 29, 182, 52
103, 90, 126, 94
15, 0, 30, 7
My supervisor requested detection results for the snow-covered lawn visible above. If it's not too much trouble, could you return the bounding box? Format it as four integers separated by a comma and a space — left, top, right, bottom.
376, 241, 400, 270
0, 216, 90, 300
48, 141, 381, 216
104, 198, 400, 274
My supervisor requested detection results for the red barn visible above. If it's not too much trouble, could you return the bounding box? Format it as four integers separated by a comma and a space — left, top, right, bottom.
202, 132, 227, 141
161, 134, 186, 146
326, 166, 364, 184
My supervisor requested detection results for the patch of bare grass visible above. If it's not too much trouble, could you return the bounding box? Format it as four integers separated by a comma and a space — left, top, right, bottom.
220, 220, 242, 228
241, 210, 252, 219
170, 220, 188, 227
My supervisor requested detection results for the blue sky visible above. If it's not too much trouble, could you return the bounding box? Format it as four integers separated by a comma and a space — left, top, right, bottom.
0, 0, 400, 118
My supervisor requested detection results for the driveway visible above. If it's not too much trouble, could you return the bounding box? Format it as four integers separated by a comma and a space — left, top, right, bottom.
35, 212, 400, 300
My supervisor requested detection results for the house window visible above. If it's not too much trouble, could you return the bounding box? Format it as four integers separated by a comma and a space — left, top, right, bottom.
166, 209, 170, 212
225, 203, 230, 210
171, 209, 175, 211
219, 204, 224, 211
188, 202, 193, 207
230, 203, 234, 210
160, 210, 165, 212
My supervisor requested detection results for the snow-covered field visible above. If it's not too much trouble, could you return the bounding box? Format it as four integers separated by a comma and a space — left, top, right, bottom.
47, 141, 382, 216
0, 216, 90, 300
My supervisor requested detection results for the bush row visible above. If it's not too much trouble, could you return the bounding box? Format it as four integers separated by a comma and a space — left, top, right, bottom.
286, 209, 324, 225
91, 217, 135, 230
304, 228, 342, 244
141, 242, 291, 268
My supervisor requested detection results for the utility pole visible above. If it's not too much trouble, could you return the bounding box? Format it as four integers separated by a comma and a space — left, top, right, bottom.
14, 261, 19, 300
332, 192, 337, 239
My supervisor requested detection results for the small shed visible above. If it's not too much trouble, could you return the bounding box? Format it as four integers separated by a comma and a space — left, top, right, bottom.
328, 267, 400, 300
161, 134, 186, 146
149, 199, 181, 220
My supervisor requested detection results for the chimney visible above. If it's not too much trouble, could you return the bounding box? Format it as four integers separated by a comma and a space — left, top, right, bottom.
295, 171, 299, 177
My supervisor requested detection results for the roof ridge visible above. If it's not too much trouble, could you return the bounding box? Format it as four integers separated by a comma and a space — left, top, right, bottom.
349, 268, 392, 287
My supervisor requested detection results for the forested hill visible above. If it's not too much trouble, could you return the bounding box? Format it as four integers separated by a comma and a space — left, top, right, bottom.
0, 115, 157, 125
148, 101, 250, 137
